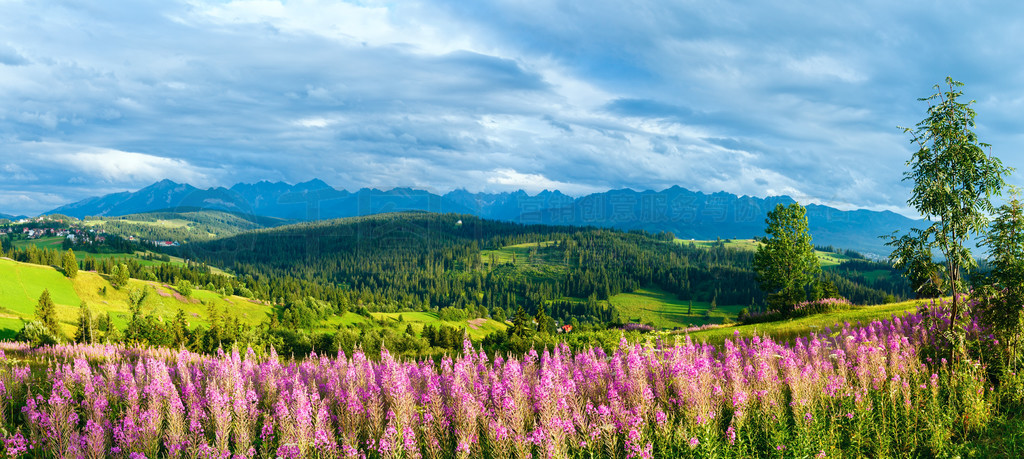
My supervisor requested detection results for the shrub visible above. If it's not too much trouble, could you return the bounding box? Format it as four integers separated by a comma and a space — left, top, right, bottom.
14, 320, 60, 346
438, 306, 467, 322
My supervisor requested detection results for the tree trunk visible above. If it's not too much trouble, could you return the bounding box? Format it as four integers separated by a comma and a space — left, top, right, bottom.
948, 258, 960, 366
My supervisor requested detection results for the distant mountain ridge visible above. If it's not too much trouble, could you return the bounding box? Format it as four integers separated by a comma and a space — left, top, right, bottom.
0, 213, 27, 221
43, 179, 920, 256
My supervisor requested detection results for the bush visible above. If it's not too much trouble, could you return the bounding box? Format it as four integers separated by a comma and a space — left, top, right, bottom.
176, 279, 193, 297
791, 297, 851, 317
15, 320, 60, 346
438, 306, 467, 322
620, 323, 654, 333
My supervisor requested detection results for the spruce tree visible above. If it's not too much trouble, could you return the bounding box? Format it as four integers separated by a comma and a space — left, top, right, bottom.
62, 249, 78, 279
753, 203, 821, 313
35, 289, 60, 338
74, 301, 93, 344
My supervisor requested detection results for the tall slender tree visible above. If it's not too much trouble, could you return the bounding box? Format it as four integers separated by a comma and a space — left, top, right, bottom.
888, 77, 1010, 359
74, 301, 94, 344
62, 249, 77, 279
35, 289, 61, 338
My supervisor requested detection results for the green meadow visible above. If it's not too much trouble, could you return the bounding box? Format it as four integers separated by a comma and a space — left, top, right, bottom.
11, 236, 66, 250
0, 257, 507, 342
480, 240, 562, 267
0, 258, 268, 340
607, 286, 744, 329
682, 238, 855, 267
684, 297, 934, 345
369, 311, 509, 340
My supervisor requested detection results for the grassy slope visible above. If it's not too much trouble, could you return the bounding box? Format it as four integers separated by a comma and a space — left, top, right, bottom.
0, 258, 83, 339
0, 258, 269, 339
1, 256, 505, 342
684, 297, 934, 345
608, 287, 744, 329
318, 311, 508, 341
481, 241, 562, 267
12, 236, 230, 276
369, 312, 508, 340
11, 236, 66, 250
682, 238, 854, 267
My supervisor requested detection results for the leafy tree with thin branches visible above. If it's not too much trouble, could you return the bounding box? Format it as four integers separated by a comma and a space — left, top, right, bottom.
888, 77, 1010, 360
976, 190, 1024, 358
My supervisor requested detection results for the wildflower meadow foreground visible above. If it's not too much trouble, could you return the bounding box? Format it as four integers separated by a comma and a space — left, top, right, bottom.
0, 301, 1016, 458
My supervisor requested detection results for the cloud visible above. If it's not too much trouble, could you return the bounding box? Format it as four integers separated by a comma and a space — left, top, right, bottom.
0, 0, 1022, 218
0, 43, 29, 66
55, 148, 213, 185
485, 168, 603, 196
1, 163, 38, 181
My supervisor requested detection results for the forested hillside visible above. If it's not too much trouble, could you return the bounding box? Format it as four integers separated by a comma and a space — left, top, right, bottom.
86, 209, 290, 242
176, 212, 911, 327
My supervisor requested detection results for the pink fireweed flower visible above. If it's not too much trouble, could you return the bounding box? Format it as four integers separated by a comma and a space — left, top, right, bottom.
688, 437, 699, 448
3, 431, 28, 457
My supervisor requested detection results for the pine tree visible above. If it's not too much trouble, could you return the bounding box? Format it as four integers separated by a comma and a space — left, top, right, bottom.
509, 305, 532, 338
62, 249, 78, 279
35, 289, 61, 338
534, 307, 550, 335
172, 308, 189, 347
74, 301, 94, 344
753, 203, 821, 313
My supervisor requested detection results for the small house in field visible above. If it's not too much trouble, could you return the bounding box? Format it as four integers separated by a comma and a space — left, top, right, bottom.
560, 324, 573, 333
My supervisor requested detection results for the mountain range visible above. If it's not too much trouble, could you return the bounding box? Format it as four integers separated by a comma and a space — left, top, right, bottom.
38, 179, 919, 256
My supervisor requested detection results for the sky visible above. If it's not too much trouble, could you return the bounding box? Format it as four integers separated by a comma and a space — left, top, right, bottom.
1, 0, 1023, 217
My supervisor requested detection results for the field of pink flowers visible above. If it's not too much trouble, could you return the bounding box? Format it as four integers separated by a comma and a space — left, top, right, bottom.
0, 300, 1007, 458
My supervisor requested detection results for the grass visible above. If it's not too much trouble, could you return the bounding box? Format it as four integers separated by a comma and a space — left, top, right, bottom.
481, 241, 562, 267
683, 238, 761, 251
0, 258, 271, 338
369, 311, 509, 340
684, 297, 936, 345
0, 258, 83, 329
607, 286, 745, 329
680, 238, 854, 267
11, 236, 66, 250
317, 311, 509, 341
321, 312, 373, 328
